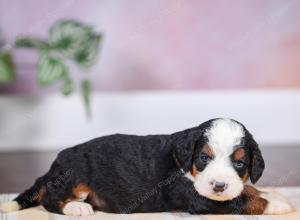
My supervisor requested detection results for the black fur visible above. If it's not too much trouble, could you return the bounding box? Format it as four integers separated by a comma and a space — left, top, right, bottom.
237, 121, 265, 184
13, 119, 264, 215
245, 131, 265, 184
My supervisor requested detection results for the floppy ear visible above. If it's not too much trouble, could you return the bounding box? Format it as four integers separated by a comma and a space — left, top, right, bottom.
172, 127, 202, 172
246, 133, 265, 184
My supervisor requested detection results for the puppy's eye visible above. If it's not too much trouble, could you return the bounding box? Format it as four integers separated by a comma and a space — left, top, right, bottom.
234, 160, 244, 168
200, 154, 210, 163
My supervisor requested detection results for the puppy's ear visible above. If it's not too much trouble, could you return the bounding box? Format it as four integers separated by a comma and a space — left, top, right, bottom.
246, 134, 265, 184
172, 128, 202, 172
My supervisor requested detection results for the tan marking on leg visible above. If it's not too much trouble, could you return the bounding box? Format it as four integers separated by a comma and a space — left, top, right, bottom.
58, 183, 92, 213
242, 185, 261, 197
37, 187, 45, 203
242, 185, 268, 214
58, 201, 66, 210
73, 183, 91, 201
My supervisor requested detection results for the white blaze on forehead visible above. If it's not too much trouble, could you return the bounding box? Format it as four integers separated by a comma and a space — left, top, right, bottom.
204, 118, 245, 156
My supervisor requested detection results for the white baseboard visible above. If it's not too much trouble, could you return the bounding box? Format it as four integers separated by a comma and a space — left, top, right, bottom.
0, 90, 299, 151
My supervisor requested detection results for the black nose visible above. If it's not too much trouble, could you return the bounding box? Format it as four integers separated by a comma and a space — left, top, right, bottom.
213, 182, 227, 193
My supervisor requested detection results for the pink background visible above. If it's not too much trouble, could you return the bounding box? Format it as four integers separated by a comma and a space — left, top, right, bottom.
1, 0, 300, 93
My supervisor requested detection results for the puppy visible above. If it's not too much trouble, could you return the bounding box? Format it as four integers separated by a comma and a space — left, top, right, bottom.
0, 118, 294, 216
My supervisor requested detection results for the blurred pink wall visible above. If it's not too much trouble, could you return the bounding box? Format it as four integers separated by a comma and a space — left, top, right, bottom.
1, 0, 300, 93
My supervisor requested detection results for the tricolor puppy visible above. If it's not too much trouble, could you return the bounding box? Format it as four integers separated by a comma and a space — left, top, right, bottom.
1, 118, 294, 216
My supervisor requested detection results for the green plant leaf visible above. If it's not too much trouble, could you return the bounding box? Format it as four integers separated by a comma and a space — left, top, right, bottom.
37, 52, 67, 86
74, 34, 101, 68
49, 20, 101, 68
15, 37, 49, 50
0, 52, 15, 83
61, 76, 74, 95
81, 79, 91, 117
49, 20, 93, 56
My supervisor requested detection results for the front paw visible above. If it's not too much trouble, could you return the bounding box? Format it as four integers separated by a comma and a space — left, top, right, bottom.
261, 191, 295, 215
62, 201, 94, 216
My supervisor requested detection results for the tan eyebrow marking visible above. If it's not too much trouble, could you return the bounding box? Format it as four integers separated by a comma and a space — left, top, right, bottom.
201, 144, 215, 158
234, 148, 245, 161
190, 144, 215, 177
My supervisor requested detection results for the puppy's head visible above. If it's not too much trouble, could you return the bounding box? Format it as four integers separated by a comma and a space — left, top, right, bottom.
173, 118, 264, 201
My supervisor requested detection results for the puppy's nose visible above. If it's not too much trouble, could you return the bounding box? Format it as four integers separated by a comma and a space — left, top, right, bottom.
213, 181, 227, 193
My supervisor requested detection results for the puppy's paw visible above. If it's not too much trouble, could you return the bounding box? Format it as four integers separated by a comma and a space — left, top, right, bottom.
261, 191, 295, 215
62, 201, 94, 216
0, 201, 20, 213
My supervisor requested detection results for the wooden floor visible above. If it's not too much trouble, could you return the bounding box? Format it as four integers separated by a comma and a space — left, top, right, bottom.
0, 147, 299, 193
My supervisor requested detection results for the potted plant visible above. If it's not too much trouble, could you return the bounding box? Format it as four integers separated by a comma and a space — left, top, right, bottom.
0, 33, 15, 83
0, 20, 102, 116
